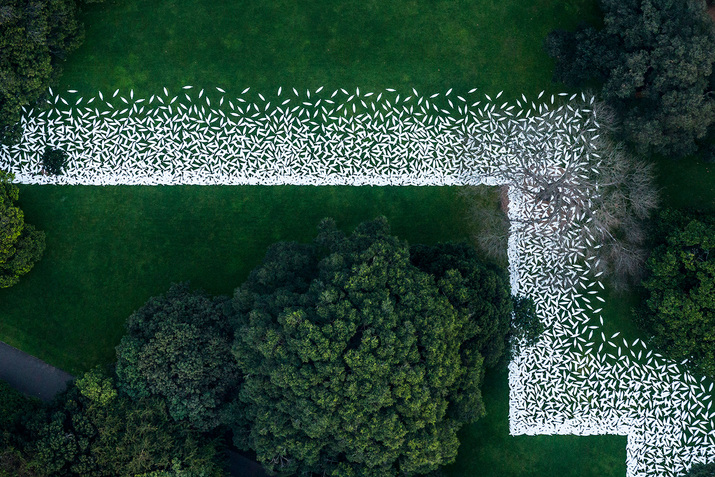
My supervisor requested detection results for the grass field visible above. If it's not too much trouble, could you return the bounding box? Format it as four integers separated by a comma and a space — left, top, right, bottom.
0, 0, 636, 475
61, 0, 600, 99
5, 0, 603, 370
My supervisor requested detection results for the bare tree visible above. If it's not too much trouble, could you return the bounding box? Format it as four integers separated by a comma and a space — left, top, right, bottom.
459, 185, 510, 265
462, 100, 658, 291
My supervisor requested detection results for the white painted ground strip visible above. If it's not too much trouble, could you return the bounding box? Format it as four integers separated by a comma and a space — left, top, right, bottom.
1, 87, 713, 476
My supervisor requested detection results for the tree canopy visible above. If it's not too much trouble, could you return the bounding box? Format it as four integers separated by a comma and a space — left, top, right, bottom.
115, 283, 238, 432
0, 171, 45, 288
0, 0, 101, 144
545, 0, 715, 157
637, 210, 715, 377
229, 217, 516, 476
0, 370, 224, 477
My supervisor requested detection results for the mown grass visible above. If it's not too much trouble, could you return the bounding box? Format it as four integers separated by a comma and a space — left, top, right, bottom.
7, 0, 602, 371
61, 0, 600, 100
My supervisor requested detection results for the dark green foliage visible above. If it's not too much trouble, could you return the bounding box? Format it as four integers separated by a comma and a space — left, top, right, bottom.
546, 0, 715, 157
0, 380, 42, 477
637, 210, 715, 377
115, 283, 238, 431
0, 380, 41, 440
510, 296, 544, 352
230, 217, 513, 476
409, 242, 513, 368
0, 0, 103, 144
684, 462, 715, 477
27, 368, 223, 477
0, 171, 45, 288
40, 146, 67, 175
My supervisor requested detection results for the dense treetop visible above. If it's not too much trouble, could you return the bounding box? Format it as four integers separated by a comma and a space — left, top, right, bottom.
115, 283, 238, 432
0, 0, 102, 144
0, 370, 224, 477
637, 210, 715, 377
546, 0, 715, 157
0, 171, 45, 288
229, 217, 517, 476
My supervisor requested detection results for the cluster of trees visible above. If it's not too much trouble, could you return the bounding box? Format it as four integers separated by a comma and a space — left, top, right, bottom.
0, 218, 538, 476
545, 0, 715, 158
0, 373, 224, 476
0, 171, 45, 288
0, 0, 103, 145
636, 209, 715, 378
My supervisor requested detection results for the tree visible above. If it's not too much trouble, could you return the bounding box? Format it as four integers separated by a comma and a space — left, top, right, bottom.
41, 146, 68, 175
636, 210, 715, 377
0, 171, 45, 288
545, 0, 715, 157
510, 296, 544, 353
463, 104, 658, 290
0, 0, 103, 144
409, 242, 513, 368
115, 283, 238, 431
230, 217, 516, 476
27, 368, 224, 477
0, 380, 42, 477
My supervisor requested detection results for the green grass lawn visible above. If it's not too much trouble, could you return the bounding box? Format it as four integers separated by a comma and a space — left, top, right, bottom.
5, 0, 602, 370
655, 156, 715, 213
61, 0, 599, 99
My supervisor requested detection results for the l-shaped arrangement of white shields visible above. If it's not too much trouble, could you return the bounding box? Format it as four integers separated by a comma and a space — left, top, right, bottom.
2, 86, 712, 477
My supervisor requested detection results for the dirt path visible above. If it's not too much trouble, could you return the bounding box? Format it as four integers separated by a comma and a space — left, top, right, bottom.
0, 340, 74, 402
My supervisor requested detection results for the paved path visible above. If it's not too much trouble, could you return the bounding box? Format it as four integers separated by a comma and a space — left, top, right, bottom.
0, 340, 74, 402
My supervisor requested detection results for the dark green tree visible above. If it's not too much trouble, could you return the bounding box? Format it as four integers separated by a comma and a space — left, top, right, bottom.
0, 0, 102, 144
27, 368, 224, 477
115, 283, 238, 431
40, 146, 67, 175
409, 242, 512, 368
0, 171, 45, 288
0, 381, 42, 477
545, 0, 715, 157
637, 210, 715, 377
230, 217, 515, 476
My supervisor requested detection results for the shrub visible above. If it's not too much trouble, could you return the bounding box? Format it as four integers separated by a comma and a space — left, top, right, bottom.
40, 147, 68, 176
636, 210, 715, 377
